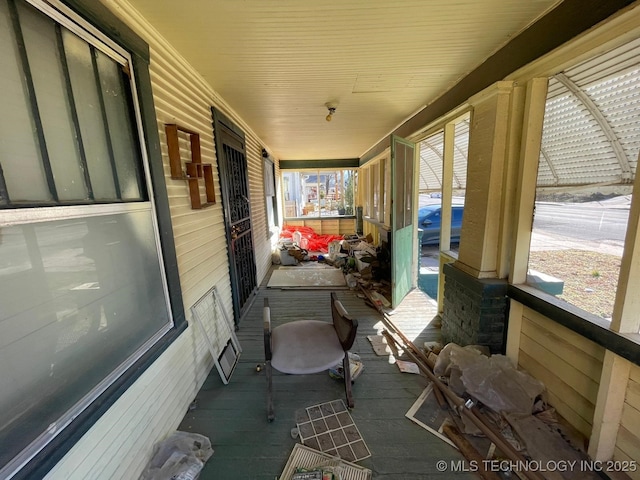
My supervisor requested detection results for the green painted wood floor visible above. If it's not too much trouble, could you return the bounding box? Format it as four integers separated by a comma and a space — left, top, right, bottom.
178, 286, 476, 479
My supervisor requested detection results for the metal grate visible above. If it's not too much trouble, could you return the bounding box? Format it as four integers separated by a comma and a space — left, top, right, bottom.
540, 38, 640, 187
295, 400, 371, 463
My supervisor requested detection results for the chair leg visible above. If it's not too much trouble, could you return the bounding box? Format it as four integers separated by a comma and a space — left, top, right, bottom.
343, 353, 354, 409
266, 359, 275, 421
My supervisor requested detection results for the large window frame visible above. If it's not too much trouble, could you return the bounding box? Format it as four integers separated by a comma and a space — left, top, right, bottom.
0, 0, 185, 478
508, 69, 640, 362
510, 39, 640, 333
361, 157, 388, 226
263, 154, 279, 235
281, 168, 357, 219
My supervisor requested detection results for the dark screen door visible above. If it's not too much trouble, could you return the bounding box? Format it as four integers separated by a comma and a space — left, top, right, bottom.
212, 108, 257, 324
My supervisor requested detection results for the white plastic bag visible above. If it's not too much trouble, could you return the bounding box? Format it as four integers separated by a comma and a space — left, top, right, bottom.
460, 355, 545, 415
328, 241, 341, 260
140, 431, 214, 480
433, 343, 483, 376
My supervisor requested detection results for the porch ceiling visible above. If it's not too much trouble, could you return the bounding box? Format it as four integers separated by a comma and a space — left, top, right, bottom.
123, 0, 560, 160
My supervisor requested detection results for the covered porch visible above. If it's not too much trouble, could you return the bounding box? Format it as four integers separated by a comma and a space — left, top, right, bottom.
4, 0, 640, 478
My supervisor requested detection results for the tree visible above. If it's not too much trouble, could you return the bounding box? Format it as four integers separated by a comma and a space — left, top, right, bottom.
344, 172, 355, 215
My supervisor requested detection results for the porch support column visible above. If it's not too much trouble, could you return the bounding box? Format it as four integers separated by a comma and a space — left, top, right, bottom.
505, 78, 549, 363
441, 81, 516, 353
456, 81, 514, 278
589, 351, 631, 461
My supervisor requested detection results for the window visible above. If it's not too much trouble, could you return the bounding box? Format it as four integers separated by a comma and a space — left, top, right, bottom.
263, 156, 278, 233
419, 131, 445, 199
417, 116, 469, 250
525, 39, 640, 324
282, 169, 356, 218
361, 158, 387, 224
0, 0, 175, 476
361, 167, 370, 218
372, 160, 380, 220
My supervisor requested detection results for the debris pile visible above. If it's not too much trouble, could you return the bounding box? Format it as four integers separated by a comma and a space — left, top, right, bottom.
368, 304, 601, 480
274, 225, 393, 306
279, 225, 344, 253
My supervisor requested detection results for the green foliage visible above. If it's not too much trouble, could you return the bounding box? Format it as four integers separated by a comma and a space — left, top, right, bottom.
344, 173, 355, 209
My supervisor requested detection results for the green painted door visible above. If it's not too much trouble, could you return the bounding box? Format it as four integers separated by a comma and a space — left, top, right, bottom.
391, 135, 416, 307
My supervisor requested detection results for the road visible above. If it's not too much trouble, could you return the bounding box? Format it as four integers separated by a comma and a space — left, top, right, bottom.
420, 194, 630, 245
534, 202, 629, 245
418, 194, 630, 258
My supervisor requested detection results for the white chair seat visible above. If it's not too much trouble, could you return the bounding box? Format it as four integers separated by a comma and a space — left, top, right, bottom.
264, 293, 357, 421
271, 320, 344, 374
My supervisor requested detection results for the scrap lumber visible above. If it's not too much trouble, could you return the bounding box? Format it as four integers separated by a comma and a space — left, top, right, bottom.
442, 422, 502, 480
379, 313, 433, 368
427, 351, 439, 369
431, 378, 449, 410
381, 329, 545, 480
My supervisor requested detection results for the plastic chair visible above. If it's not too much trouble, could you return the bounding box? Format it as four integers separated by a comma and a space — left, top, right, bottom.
263, 292, 358, 421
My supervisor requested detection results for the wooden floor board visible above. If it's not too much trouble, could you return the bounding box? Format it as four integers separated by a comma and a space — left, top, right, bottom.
179, 275, 473, 478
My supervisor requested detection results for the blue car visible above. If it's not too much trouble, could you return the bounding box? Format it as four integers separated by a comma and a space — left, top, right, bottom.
418, 204, 464, 246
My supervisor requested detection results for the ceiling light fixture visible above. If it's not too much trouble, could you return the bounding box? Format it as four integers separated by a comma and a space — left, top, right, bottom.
325, 102, 338, 122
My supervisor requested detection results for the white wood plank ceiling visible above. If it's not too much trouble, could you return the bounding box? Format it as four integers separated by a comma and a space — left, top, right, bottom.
123, 0, 561, 160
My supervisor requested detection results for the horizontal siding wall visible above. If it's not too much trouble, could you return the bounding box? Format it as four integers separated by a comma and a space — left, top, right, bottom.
517, 306, 605, 439
363, 220, 383, 246
46, 0, 275, 478
614, 364, 640, 480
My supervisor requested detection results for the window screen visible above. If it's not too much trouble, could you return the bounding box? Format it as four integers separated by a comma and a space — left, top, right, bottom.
0, 0, 144, 207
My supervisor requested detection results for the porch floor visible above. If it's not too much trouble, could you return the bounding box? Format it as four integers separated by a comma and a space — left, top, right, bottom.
179, 276, 474, 479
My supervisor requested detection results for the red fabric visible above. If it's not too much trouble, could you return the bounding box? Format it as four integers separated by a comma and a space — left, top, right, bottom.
281, 225, 343, 253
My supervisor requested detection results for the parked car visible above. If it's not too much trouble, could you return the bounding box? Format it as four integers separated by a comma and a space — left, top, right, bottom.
418, 204, 464, 246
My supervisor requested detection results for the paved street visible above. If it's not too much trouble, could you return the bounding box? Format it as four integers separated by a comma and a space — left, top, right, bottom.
534, 199, 629, 245
419, 194, 632, 259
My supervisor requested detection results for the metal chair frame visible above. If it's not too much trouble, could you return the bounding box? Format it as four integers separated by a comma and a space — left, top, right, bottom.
263, 292, 358, 421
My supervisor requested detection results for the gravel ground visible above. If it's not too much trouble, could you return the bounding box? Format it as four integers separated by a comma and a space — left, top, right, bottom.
528, 249, 620, 320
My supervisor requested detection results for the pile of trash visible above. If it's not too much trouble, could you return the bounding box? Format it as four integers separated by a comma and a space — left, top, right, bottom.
376, 310, 602, 480
278, 225, 344, 253
274, 225, 393, 305
408, 340, 600, 480
433, 343, 545, 416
